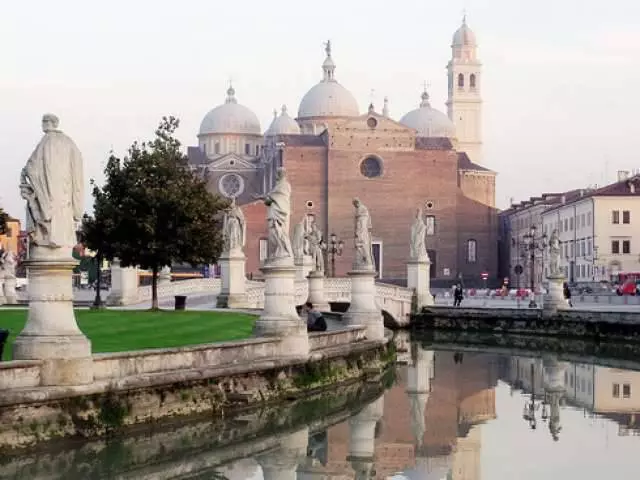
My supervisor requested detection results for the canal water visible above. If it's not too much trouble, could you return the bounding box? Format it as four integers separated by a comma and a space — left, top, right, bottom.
4, 334, 640, 479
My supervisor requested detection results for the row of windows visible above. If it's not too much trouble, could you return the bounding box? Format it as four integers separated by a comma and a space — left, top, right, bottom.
204, 142, 261, 156
612, 210, 631, 224
561, 238, 593, 259
566, 372, 593, 395
613, 383, 632, 399
611, 240, 631, 254
546, 212, 593, 235
456, 73, 477, 89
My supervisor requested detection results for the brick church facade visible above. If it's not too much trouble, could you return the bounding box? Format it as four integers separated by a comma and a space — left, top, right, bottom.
189, 18, 498, 286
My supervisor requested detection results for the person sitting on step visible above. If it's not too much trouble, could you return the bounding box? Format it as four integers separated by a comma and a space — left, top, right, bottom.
304, 301, 327, 332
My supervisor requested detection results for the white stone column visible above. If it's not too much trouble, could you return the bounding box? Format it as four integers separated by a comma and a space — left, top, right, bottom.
295, 255, 313, 283
407, 258, 434, 310
253, 259, 309, 358
306, 271, 330, 311
256, 427, 308, 480
158, 266, 172, 286
13, 255, 93, 386
107, 259, 139, 306
543, 273, 566, 316
348, 396, 383, 479
216, 251, 248, 308
343, 269, 384, 341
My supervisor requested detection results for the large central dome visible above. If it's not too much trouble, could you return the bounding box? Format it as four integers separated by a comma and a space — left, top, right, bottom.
297, 41, 359, 119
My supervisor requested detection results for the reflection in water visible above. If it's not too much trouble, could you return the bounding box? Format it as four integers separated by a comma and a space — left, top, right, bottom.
5, 338, 640, 479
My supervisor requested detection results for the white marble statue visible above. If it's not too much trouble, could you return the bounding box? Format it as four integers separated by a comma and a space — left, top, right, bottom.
308, 221, 325, 274
257, 168, 293, 262
20, 114, 84, 255
410, 207, 428, 261
548, 229, 560, 276
292, 220, 305, 260
1, 250, 16, 279
353, 198, 374, 270
222, 198, 246, 254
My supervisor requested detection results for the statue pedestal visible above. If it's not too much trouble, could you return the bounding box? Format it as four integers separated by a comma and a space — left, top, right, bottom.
13, 257, 93, 386
217, 251, 248, 308
3, 277, 18, 304
256, 427, 308, 480
0, 278, 5, 305
407, 258, 433, 311
343, 269, 384, 341
253, 259, 309, 358
295, 255, 313, 283
543, 274, 566, 316
107, 259, 139, 306
306, 271, 330, 311
158, 266, 172, 286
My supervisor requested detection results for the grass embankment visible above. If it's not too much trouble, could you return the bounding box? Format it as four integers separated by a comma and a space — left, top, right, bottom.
0, 309, 257, 361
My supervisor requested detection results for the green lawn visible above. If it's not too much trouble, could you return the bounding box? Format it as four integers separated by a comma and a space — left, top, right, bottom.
0, 309, 257, 361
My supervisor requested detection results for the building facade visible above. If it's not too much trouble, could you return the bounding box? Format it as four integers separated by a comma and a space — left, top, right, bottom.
189, 19, 499, 285
541, 173, 640, 285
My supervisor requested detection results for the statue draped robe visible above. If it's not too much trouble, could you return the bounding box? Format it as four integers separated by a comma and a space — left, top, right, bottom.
354, 204, 374, 270
22, 130, 84, 250
265, 177, 292, 260
410, 216, 427, 260
223, 205, 246, 253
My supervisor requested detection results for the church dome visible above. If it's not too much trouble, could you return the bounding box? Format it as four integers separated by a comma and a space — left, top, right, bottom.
400, 90, 456, 138
297, 41, 359, 119
265, 105, 301, 135
452, 16, 476, 46
199, 86, 261, 136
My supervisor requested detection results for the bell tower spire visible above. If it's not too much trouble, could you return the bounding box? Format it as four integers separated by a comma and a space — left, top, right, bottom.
446, 16, 483, 163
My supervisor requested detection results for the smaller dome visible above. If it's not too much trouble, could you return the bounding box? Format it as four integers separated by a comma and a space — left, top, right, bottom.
265, 105, 301, 136
399, 91, 456, 138
199, 86, 261, 136
453, 16, 476, 46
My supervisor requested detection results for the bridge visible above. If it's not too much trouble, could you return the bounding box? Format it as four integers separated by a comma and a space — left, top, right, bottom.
128, 276, 414, 325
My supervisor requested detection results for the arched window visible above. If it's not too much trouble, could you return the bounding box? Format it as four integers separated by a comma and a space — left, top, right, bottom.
457, 73, 464, 88
470, 74, 476, 89
467, 239, 477, 263
214, 142, 220, 154
244, 143, 250, 155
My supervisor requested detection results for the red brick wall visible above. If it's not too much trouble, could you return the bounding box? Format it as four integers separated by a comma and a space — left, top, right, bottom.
237, 135, 497, 283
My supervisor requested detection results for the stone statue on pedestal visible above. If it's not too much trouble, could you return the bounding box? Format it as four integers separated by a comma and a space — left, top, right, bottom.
410, 207, 428, 261
548, 230, 560, 276
20, 113, 84, 257
256, 168, 292, 263
308, 221, 325, 274
222, 198, 246, 254
353, 198, 374, 270
292, 221, 305, 260
1, 250, 16, 280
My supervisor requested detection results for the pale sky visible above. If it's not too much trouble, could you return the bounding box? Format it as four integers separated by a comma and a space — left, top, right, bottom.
2, 0, 639, 221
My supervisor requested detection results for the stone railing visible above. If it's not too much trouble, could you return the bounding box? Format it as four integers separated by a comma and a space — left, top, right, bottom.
136, 278, 222, 303
93, 337, 279, 381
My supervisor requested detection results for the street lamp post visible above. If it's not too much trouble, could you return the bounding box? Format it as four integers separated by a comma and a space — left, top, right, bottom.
522, 225, 547, 308
326, 233, 344, 278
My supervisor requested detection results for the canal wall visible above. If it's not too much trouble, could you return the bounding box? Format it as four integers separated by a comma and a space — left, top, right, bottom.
0, 375, 391, 478
411, 306, 640, 342
0, 327, 395, 451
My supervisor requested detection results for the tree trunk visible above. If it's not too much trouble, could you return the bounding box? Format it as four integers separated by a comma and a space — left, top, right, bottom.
93, 252, 103, 308
151, 264, 159, 310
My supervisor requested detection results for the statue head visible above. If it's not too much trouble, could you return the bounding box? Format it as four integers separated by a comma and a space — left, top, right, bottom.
276, 167, 286, 180
41, 113, 60, 132
353, 198, 361, 208
415, 207, 423, 218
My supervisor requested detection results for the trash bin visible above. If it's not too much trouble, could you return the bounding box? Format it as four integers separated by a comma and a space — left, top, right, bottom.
0, 329, 9, 362
175, 295, 187, 311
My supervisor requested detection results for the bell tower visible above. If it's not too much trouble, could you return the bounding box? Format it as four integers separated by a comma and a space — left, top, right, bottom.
446, 16, 483, 164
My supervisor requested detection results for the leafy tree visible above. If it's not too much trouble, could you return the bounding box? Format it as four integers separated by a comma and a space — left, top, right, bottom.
91, 116, 228, 309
